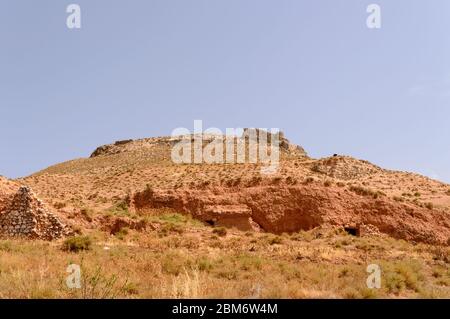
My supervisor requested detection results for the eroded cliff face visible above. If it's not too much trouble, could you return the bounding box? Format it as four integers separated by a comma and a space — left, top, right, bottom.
133, 184, 450, 245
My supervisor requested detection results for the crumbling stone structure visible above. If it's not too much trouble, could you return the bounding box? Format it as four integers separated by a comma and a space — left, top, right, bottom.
0, 186, 72, 240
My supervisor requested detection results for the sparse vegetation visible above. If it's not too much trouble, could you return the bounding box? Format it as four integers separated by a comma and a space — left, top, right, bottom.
106, 199, 130, 217
53, 201, 66, 209
430, 246, 449, 263
212, 227, 227, 237
80, 208, 93, 222
114, 227, 129, 240
349, 185, 384, 199
62, 235, 92, 252
311, 164, 321, 173
0, 219, 446, 298
268, 235, 283, 245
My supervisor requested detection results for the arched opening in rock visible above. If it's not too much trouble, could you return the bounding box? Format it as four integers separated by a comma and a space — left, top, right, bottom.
205, 220, 215, 226
344, 226, 360, 236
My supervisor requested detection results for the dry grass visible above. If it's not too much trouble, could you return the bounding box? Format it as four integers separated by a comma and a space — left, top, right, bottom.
0, 213, 448, 299
7, 138, 449, 299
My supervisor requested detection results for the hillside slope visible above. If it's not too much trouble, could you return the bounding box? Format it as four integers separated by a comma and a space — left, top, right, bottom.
20, 132, 450, 245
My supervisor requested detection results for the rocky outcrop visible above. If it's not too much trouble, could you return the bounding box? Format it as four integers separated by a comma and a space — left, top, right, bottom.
90, 129, 307, 158
242, 128, 307, 156
0, 186, 72, 240
310, 156, 382, 180
90, 139, 134, 157
133, 185, 450, 245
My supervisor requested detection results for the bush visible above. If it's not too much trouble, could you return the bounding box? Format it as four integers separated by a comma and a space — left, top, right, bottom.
431, 246, 449, 263
212, 227, 227, 237
393, 196, 404, 202
62, 235, 92, 252
53, 202, 67, 209
115, 227, 129, 240
349, 186, 384, 199
268, 235, 283, 245
285, 176, 297, 185
80, 208, 93, 222
197, 257, 213, 272
159, 223, 184, 236
384, 261, 424, 294
107, 199, 130, 217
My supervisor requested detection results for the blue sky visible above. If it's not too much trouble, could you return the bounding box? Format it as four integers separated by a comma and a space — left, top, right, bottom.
1, 0, 449, 182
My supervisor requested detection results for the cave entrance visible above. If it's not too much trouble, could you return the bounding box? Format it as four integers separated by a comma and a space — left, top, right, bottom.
205, 220, 215, 226
344, 226, 360, 236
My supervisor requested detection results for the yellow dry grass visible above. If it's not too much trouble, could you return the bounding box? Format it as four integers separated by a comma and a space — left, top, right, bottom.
0, 213, 448, 299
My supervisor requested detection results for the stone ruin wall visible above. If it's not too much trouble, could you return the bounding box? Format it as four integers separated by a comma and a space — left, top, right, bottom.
0, 186, 72, 240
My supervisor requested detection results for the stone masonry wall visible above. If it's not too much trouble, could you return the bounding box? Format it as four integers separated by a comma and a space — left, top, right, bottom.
0, 186, 72, 240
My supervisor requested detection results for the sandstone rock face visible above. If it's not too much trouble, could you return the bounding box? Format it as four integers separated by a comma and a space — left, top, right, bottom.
0, 186, 72, 240
133, 185, 450, 245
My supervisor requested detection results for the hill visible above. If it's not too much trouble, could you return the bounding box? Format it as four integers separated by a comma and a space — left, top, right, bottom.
0, 131, 447, 298
21, 132, 450, 245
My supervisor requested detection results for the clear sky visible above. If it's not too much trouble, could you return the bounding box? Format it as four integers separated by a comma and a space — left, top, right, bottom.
1, 0, 449, 182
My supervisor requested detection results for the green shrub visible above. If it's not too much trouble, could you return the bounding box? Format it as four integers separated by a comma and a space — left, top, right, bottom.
393, 196, 404, 202
107, 199, 130, 217
115, 227, 129, 240
62, 236, 92, 252
197, 257, 213, 272
349, 186, 384, 199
